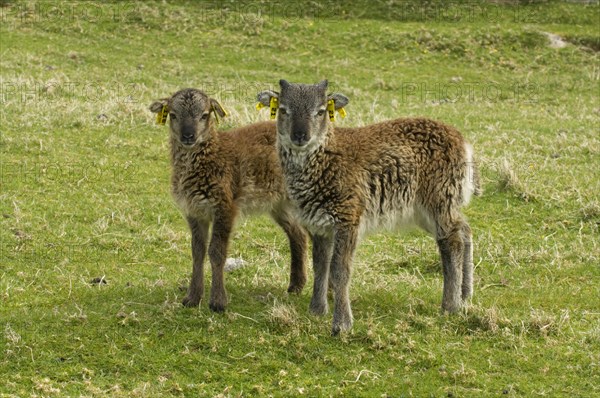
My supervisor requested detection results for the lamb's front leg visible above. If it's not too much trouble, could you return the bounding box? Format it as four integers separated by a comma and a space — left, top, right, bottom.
330, 226, 359, 336
208, 207, 236, 312
182, 217, 209, 307
309, 233, 333, 316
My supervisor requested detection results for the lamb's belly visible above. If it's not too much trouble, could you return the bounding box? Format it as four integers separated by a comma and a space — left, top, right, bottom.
237, 186, 281, 215
173, 191, 215, 220
360, 205, 435, 237
360, 208, 413, 236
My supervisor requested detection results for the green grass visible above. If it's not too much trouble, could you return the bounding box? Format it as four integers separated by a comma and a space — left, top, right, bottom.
1, 0, 599, 396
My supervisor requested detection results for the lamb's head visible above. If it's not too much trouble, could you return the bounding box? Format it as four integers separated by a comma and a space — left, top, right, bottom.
257, 80, 349, 151
150, 88, 226, 148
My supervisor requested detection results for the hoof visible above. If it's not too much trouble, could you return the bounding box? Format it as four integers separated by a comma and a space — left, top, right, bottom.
182, 296, 201, 307
209, 301, 226, 313
331, 320, 352, 336
441, 302, 462, 315
287, 283, 304, 294
331, 308, 353, 335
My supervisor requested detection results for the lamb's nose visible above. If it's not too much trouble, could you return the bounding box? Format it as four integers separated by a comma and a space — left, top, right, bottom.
181, 124, 195, 141
292, 130, 309, 146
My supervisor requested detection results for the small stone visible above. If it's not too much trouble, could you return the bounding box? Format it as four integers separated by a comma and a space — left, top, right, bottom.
224, 257, 248, 272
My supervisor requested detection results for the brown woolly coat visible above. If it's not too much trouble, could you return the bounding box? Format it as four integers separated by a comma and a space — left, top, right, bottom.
171, 121, 287, 219
279, 118, 479, 238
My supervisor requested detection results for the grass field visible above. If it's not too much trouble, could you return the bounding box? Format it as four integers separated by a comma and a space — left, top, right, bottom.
1, 0, 599, 396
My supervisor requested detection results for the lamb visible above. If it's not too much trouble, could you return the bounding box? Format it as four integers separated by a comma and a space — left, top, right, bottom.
150, 88, 308, 312
257, 80, 480, 335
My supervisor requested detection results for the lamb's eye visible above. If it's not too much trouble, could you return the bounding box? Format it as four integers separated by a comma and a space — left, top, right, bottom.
279, 108, 287, 115
200, 113, 208, 120
169, 113, 177, 120
317, 109, 325, 117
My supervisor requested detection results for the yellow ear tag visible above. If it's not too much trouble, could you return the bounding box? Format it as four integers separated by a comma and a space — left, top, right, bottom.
213, 107, 220, 124
212, 101, 228, 125
269, 97, 278, 120
256, 102, 265, 111
338, 107, 347, 119
327, 99, 336, 122
156, 104, 169, 125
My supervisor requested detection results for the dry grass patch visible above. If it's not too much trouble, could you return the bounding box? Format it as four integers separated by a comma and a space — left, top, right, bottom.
460, 305, 512, 334
267, 301, 301, 331
580, 201, 600, 222
497, 157, 535, 201
525, 308, 571, 338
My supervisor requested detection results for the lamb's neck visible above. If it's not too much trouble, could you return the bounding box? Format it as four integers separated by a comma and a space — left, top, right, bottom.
170, 137, 216, 171
280, 144, 334, 190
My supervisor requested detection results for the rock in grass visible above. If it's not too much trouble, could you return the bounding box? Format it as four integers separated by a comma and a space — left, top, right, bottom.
224, 258, 248, 272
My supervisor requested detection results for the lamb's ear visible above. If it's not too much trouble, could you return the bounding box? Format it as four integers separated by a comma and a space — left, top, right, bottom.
210, 98, 227, 118
279, 79, 290, 91
317, 79, 328, 90
327, 93, 349, 110
149, 98, 169, 113
256, 90, 278, 107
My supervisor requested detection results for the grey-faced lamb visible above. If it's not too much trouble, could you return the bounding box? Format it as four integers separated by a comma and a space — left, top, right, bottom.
257, 80, 480, 335
150, 88, 308, 312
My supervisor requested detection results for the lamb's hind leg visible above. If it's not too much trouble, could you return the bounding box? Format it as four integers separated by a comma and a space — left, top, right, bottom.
436, 222, 464, 313
271, 207, 308, 294
182, 217, 209, 307
461, 222, 474, 301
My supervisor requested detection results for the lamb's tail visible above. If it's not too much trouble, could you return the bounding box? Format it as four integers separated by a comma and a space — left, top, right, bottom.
462, 143, 482, 205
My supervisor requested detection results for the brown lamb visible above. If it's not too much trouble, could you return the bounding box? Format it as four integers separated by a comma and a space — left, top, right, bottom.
150, 88, 308, 312
258, 80, 481, 335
